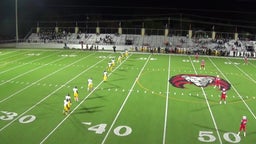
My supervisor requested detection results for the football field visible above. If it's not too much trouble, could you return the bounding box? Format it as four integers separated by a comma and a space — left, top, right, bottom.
0, 48, 256, 144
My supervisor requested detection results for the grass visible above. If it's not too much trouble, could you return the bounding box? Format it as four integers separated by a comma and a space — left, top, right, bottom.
0, 48, 256, 144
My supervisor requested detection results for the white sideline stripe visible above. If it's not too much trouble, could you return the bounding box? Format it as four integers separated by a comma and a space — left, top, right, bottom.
0, 54, 64, 86
162, 55, 171, 144
0, 53, 93, 103
0, 51, 59, 75
209, 57, 256, 119
189, 56, 223, 144
0, 52, 103, 132
101, 54, 151, 144
40, 54, 132, 144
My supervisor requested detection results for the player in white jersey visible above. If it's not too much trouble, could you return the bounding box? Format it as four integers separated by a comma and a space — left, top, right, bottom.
103, 70, 108, 81
73, 86, 79, 102
65, 93, 71, 103
125, 49, 128, 57
117, 55, 122, 64
111, 58, 115, 67
107, 61, 112, 72
63, 99, 69, 115
63, 94, 71, 115
87, 78, 93, 91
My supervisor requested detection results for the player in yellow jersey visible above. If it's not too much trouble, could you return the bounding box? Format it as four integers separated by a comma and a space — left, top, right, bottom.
73, 86, 79, 102
121, 52, 125, 59
125, 49, 128, 57
111, 58, 115, 67
107, 61, 112, 72
117, 55, 122, 64
87, 78, 93, 91
103, 70, 108, 81
63, 94, 71, 115
63, 99, 69, 115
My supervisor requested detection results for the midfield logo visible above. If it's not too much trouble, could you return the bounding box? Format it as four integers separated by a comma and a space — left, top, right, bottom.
169, 74, 231, 90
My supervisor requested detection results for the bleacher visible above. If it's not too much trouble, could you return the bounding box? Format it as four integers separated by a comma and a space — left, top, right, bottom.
25, 29, 256, 57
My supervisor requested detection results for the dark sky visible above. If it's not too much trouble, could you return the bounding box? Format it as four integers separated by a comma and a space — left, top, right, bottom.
1, 0, 256, 39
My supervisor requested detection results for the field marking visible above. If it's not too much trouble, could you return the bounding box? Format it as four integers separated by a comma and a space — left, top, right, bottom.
162, 55, 171, 144
189, 56, 223, 144
101, 55, 151, 144
0, 51, 60, 75
0, 52, 96, 103
227, 59, 256, 84
0, 52, 105, 132
39, 54, 132, 144
0, 54, 65, 86
0, 50, 26, 61
209, 57, 256, 120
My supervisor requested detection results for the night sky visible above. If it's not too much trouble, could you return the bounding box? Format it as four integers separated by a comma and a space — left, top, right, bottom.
1, 0, 256, 40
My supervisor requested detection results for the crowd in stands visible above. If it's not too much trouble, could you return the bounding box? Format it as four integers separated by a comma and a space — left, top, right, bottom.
26, 28, 256, 57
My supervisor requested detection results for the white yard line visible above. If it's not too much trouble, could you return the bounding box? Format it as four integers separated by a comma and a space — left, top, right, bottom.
101, 54, 151, 144
0, 53, 95, 103
227, 59, 256, 84
209, 57, 256, 119
162, 55, 171, 144
0, 54, 64, 86
0, 52, 104, 132
0, 51, 59, 75
39, 54, 132, 144
0, 50, 25, 61
189, 56, 223, 144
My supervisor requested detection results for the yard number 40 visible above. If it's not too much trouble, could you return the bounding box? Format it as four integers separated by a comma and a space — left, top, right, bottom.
198, 131, 241, 143
86, 123, 132, 136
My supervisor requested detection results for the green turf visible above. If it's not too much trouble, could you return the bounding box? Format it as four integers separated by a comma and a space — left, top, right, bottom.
0, 48, 256, 144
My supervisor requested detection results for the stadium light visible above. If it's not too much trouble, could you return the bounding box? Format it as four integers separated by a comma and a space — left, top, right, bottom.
15, 0, 19, 43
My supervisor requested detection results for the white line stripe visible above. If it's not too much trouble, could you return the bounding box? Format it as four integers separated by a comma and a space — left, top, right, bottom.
189, 56, 223, 144
0, 55, 65, 86
101, 54, 151, 144
0, 51, 58, 75
0, 53, 99, 132
227, 59, 256, 83
0, 53, 95, 103
162, 55, 171, 144
40, 54, 132, 144
209, 57, 256, 119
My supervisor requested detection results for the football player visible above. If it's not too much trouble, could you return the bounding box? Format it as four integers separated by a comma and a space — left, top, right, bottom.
244, 56, 248, 65
63, 94, 71, 115
107, 61, 112, 72
117, 55, 122, 64
214, 75, 221, 89
87, 78, 93, 91
125, 49, 129, 57
103, 70, 108, 81
200, 59, 205, 70
73, 86, 79, 102
238, 116, 247, 137
219, 88, 227, 104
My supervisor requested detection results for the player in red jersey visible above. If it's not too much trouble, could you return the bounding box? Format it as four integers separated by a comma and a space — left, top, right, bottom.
214, 75, 221, 89
219, 88, 227, 104
200, 59, 205, 70
238, 116, 247, 137
195, 52, 199, 60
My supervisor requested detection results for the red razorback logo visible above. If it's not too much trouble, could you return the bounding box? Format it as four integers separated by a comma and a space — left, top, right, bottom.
169, 74, 231, 90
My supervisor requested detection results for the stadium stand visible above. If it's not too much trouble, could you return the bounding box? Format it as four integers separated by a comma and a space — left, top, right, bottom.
12, 25, 254, 58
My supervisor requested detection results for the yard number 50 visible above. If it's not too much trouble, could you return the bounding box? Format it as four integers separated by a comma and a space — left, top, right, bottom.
198, 131, 241, 143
